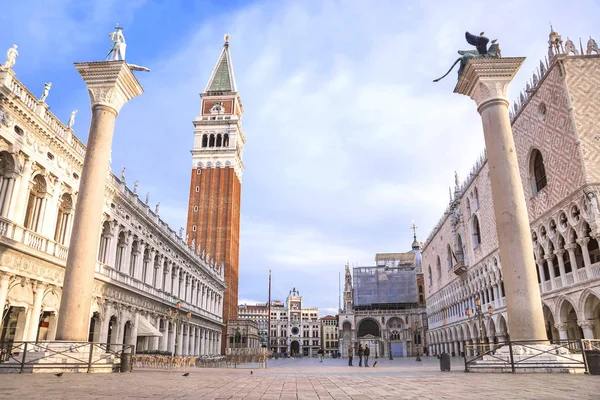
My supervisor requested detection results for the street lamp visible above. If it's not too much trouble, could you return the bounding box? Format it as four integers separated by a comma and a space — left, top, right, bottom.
167, 301, 191, 358
465, 298, 494, 353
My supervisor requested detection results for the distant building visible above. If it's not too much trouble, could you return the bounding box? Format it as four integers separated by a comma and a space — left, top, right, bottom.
270, 288, 320, 357
320, 315, 339, 357
338, 236, 427, 358
238, 303, 269, 347
226, 320, 260, 354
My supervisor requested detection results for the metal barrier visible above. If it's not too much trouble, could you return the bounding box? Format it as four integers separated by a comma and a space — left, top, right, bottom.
0, 341, 134, 373
463, 339, 587, 373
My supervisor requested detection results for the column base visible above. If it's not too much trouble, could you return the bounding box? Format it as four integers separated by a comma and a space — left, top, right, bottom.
0, 341, 127, 374
467, 344, 585, 373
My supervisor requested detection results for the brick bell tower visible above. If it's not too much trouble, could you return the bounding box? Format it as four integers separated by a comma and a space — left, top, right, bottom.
186, 34, 245, 352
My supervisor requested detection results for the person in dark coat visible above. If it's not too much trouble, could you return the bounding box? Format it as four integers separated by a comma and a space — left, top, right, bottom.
358, 344, 364, 367
364, 344, 370, 367
348, 346, 354, 366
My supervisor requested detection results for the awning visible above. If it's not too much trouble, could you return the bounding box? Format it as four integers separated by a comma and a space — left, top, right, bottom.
137, 316, 163, 337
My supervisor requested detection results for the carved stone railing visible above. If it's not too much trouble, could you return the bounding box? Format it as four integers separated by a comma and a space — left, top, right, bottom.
9, 76, 37, 112
43, 108, 69, 141
107, 172, 225, 283
23, 230, 47, 252
565, 272, 575, 285
94, 261, 223, 324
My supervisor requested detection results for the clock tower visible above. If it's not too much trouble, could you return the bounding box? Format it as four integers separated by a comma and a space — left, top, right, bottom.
186, 35, 245, 352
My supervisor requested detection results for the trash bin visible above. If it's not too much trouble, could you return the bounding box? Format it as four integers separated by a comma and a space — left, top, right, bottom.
120, 353, 133, 373
439, 353, 451, 372
585, 350, 600, 375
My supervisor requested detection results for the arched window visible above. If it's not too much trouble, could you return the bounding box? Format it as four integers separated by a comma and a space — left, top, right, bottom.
141, 248, 150, 283
209, 134, 215, 147
0, 152, 16, 217
472, 215, 482, 246
436, 256, 442, 280
216, 134, 222, 147
98, 221, 112, 263
201, 134, 208, 148
24, 174, 47, 232
115, 231, 127, 271
54, 193, 73, 245
465, 198, 471, 218
428, 266, 432, 286
474, 187, 480, 210
456, 234, 464, 262
530, 149, 547, 195
129, 240, 139, 277
446, 245, 453, 270
223, 133, 230, 147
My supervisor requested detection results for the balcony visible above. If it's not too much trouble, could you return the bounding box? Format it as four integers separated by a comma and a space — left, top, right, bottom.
453, 260, 467, 275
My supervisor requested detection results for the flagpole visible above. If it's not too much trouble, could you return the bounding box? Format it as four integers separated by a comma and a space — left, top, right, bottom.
268, 270, 272, 354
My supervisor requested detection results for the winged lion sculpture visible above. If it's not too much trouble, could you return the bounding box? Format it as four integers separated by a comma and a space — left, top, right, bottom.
433, 32, 502, 82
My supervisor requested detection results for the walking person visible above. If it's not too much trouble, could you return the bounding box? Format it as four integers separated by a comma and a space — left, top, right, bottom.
348, 346, 354, 366
358, 344, 364, 367
364, 344, 370, 367
318, 348, 324, 363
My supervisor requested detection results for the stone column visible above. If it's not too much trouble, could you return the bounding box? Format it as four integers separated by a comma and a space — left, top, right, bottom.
178, 323, 184, 356
545, 255, 556, 290
0, 274, 11, 316
26, 282, 46, 341
454, 57, 546, 341
577, 238, 592, 279
565, 244, 579, 283
0, 175, 15, 218
554, 250, 567, 287
189, 326, 196, 356
11, 157, 33, 226
217, 332, 222, 355
56, 61, 143, 341
555, 324, 569, 340
578, 321, 595, 339
536, 260, 546, 293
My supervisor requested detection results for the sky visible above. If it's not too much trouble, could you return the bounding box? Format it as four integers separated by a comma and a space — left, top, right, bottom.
2, 0, 599, 316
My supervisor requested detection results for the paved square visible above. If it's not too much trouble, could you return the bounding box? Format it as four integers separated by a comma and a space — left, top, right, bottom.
0, 357, 598, 399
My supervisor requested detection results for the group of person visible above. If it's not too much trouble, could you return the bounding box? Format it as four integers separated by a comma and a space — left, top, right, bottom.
347, 344, 371, 367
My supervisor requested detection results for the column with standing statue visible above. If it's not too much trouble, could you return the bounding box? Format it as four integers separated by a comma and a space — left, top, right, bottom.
56, 26, 148, 341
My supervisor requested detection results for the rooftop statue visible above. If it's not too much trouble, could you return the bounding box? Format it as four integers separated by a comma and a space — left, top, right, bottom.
4, 45, 18, 69
433, 31, 502, 83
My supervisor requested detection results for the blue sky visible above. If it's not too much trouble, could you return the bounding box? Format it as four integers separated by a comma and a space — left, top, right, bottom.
2, 0, 599, 315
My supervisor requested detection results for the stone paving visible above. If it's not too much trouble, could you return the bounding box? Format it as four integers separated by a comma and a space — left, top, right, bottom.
0, 356, 598, 399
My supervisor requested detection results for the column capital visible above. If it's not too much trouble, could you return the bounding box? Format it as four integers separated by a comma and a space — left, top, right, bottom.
564, 244, 577, 251
74, 61, 144, 115
554, 323, 568, 331
554, 249, 565, 256
544, 254, 555, 261
578, 320, 595, 329
577, 237, 590, 246
454, 57, 526, 109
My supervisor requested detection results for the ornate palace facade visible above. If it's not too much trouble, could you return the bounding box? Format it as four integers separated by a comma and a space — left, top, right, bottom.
0, 46, 225, 356
423, 29, 600, 356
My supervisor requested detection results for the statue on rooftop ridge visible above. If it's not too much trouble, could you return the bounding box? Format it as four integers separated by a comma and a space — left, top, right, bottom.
4, 45, 18, 69
40, 82, 52, 102
67, 110, 77, 128
106, 24, 126, 61
433, 31, 502, 83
